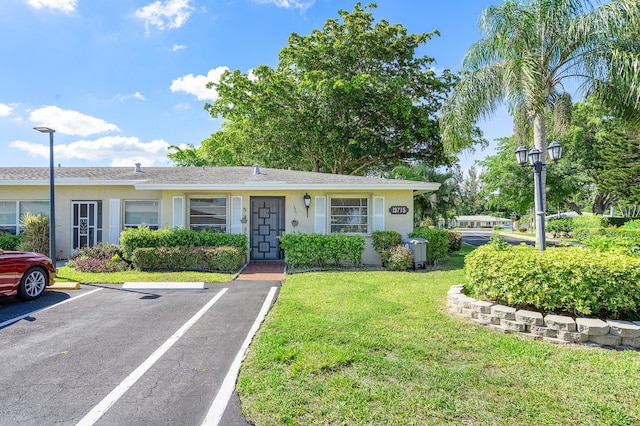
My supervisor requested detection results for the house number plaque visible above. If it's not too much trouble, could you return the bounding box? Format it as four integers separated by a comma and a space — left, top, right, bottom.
389, 206, 409, 214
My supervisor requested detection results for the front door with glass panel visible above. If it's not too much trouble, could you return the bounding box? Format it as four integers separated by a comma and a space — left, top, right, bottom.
250, 197, 285, 260
72, 201, 98, 250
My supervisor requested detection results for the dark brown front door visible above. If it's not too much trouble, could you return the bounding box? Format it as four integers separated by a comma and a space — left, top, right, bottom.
250, 197, 285, 260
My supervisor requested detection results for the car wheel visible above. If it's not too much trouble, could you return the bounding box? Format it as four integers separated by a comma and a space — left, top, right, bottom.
17, 267, 48, 301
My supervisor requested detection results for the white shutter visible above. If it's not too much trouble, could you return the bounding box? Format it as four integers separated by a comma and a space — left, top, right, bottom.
108, 199, 121, 244
314, 196, 326, 234
172, 196, 184, 228
231, 196, 242, 234
373, 196, 385, 232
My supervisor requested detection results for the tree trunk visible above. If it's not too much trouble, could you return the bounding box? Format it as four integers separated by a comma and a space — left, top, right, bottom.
592, 192, 617, 215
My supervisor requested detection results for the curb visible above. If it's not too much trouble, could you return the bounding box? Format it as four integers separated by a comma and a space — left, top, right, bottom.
50, 282, 81, 290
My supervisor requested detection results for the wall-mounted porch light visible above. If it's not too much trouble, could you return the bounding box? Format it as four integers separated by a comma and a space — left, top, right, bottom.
303, 193, 311, 217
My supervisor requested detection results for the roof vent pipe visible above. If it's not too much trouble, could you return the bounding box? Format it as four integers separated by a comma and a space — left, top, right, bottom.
253, 164, 260, 175
135, 163, 142, 173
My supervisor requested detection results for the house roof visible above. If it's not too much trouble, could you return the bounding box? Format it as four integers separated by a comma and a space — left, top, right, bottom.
0, 166, 440, 193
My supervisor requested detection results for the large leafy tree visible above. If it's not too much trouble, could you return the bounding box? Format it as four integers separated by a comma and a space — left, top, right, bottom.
185, 3, 462, 175
440, 0, 640, 244
561, 101, 640, 211
479, 136, 590, 214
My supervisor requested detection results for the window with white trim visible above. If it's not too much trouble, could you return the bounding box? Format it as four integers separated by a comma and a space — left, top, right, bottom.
330, 197, 368, 234
124, 200, 159, 230
0, 201, 49, 234
189, 198, 227, 232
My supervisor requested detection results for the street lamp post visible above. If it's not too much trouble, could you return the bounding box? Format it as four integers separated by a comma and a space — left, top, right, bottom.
34, 127, 56, 262
515, 141, 562, 251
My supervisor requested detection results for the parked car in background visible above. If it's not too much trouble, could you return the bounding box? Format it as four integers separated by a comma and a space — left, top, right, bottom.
0, 249, 56, 300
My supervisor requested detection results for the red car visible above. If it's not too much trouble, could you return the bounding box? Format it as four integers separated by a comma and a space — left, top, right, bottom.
0, 249, 56, 300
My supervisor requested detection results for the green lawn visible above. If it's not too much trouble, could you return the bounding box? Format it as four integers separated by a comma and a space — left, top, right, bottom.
238, 245, 640, 425
55, 265, 234, 284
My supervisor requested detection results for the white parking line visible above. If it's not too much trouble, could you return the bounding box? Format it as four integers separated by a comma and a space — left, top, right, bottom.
0, 288, 103, 329
76, 287, 229, 426
201, 286, 278, 426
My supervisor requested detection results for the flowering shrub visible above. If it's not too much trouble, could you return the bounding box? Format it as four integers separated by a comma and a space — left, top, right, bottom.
447, 230, 462, 253
385, 245, 413, 271
69, 242, 130, 273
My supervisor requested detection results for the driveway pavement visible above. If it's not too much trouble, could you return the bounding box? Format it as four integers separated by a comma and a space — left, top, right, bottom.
0, 278, 280, 426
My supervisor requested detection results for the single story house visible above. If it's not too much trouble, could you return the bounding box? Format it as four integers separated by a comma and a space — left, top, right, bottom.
0, 164, 440, 264
446, 215, 514, 229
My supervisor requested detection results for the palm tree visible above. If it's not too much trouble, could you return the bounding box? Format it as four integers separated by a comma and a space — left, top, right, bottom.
387, 163, 460, 227
440, 0, 640, 247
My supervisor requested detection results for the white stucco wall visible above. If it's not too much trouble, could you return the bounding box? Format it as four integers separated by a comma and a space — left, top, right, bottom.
2, 185, 417, 264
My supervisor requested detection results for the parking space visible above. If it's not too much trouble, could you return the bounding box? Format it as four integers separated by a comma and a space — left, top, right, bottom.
0, 281, 280, 426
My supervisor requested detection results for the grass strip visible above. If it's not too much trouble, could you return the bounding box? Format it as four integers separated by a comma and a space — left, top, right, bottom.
55, 266, 233, 284
238, 245, 640, 425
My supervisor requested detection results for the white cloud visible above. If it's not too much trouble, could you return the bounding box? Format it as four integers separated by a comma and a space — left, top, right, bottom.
25, 0, 77, 13
29, 106, 119, 137
136, 0, 194, 34
10, 136, 170, 167
253, 0, 314, 10
174, 102, 192, 110
115, 92, 146, 102
172, 44, 187, 51
0, 103, 13, 117
170, 66, 229, 101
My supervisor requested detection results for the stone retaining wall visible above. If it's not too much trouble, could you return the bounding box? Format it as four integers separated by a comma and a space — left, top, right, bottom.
448, 285, 640, 350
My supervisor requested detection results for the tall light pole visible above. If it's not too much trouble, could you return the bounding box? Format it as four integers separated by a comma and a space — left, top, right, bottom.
515, 141, 563, 251
34, 127, 56, 262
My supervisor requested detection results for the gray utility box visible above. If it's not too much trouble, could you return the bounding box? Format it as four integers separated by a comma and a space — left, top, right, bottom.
401, 237, 428, 269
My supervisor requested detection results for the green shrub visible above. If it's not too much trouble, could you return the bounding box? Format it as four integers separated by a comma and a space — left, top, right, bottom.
386, 245, 413, 271
547, 218, 574, 233
447, 230, 462, 253
464, 241, 640, 318
583, 235, 640, 256
371, 230, 402, 253
0, 232, 22, 250
408, 227, 448, 264
371, 230, 402, 266
69, 242, 130, 273
131, 245, 245, 272
18, 213, 49, 256
120, 227, 248, 259
623, 219, 640, 229
278, 233, 365, 268
572, 214, 608, 229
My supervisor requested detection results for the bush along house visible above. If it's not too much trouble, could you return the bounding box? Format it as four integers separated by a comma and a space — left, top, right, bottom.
0, 164, 440, 264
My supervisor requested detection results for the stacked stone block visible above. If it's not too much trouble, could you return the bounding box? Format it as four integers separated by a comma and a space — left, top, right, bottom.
447, 285, 640, 351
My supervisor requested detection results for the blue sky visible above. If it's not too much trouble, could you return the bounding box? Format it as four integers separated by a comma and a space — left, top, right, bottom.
0, 0, 512, 170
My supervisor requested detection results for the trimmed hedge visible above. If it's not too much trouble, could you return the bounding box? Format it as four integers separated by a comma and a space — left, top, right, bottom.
465, 241, 640, 318
120, 227, 248, 259
131, 245, 245, 272
0, 233, 22, 251
278, 233, 365, 268
408, 227, 448, 263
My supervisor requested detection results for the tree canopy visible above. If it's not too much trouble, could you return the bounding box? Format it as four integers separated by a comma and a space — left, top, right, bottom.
169, 3, 467, 175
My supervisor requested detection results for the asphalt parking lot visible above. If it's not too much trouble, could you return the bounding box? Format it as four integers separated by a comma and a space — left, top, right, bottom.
0, 281, 280, 426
